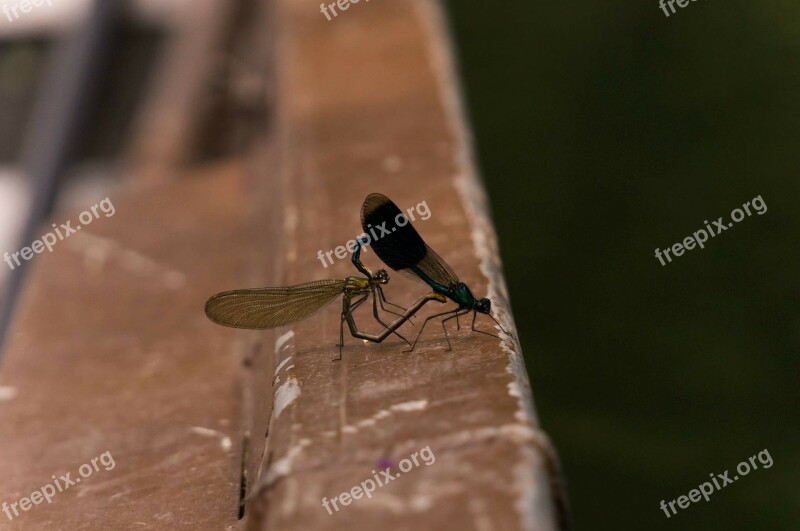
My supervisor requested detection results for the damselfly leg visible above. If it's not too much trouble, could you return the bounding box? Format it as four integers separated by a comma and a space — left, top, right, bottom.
336, 291, 412, 361
405, 306, 469, 352
342, 291, 447, 349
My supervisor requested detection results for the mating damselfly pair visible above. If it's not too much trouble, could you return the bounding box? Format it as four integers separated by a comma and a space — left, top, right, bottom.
204, 193, 509, 358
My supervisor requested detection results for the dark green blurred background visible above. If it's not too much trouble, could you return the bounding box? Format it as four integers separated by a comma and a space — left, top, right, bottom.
445, 1, 799, 529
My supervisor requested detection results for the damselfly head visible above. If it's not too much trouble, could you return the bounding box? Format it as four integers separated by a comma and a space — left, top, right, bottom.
373, 269, 390, 284
475, 297, 491, 314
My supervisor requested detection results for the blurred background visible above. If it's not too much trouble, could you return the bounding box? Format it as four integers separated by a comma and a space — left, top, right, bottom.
446, 1, 800, 529
0, 0, 263, 355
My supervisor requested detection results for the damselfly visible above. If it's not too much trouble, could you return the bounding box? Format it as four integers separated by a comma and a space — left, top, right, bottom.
204, 242, 444, 359
360, 193, 510, 350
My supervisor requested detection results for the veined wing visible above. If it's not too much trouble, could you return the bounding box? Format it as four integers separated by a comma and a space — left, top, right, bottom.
361, 193, 458, 289
205, 279, 344, 329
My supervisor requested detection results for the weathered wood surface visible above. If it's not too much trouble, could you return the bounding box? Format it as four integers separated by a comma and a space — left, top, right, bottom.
0, 0, 566, 529
0, 163, 253, 530
245, 1, 566, 529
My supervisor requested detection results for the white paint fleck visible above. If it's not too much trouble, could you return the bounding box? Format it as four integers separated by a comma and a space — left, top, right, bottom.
382, 156, 403, 172
284, 205, 298, 232
410, 495, 434, 511
340, 400, 427, 434
164, 271, 186, 289
190, 427, 220, 438
261, 438, 310, 488
275, 331, 294, 352
507, 382, 529, 423
0, 386, 18, 401
274, 378, 300, 418
390, 400, 428, 412
359, 492, 439, 514
66, 231, 186, 289
433, 424, 537, 448
274, 355, 293, 376
190, 427, 232, 451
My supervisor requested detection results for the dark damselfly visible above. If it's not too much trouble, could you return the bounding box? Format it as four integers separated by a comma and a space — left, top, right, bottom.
359, 193, 510, 350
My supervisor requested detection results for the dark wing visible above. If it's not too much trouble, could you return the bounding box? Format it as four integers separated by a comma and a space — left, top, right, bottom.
205, 279, 343, 329
361, 193, 458, 288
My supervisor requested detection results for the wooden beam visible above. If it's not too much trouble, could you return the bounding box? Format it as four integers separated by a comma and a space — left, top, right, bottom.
244, 1, 567, 529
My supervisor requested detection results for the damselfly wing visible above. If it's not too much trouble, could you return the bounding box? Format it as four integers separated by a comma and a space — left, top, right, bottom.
205, 279, 344, 329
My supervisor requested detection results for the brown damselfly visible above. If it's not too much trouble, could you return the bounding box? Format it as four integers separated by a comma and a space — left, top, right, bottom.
204, 243, 445, 359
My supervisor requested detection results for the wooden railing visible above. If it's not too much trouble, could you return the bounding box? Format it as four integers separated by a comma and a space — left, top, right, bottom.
0, 1, 567, 529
